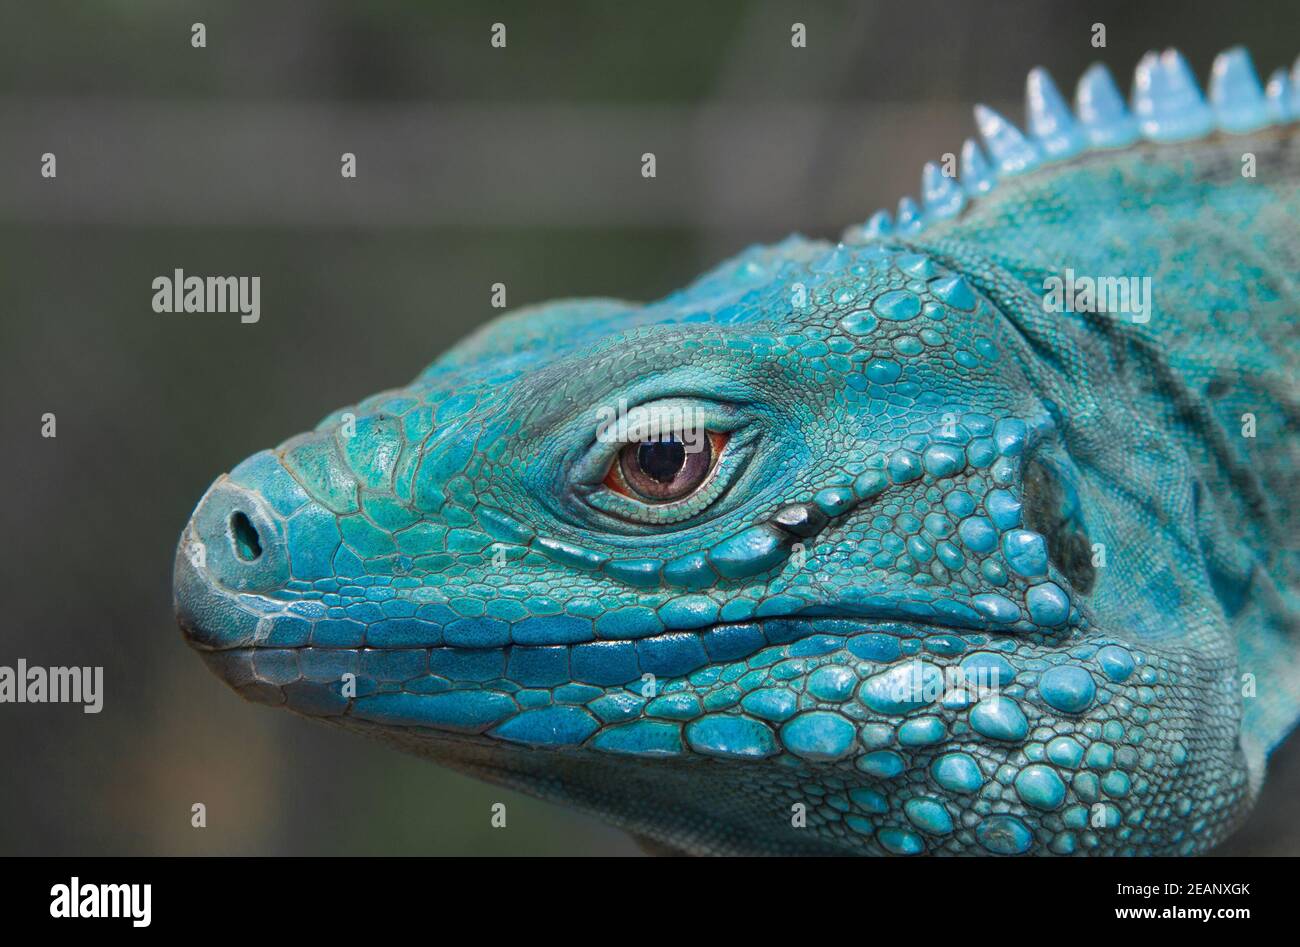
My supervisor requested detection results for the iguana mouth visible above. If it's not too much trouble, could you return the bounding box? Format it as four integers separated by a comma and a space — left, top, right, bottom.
177, 539, 1058, 663
194, 620, 1028, 724
175, 473, 1077, 713
174, 478, 1073, 657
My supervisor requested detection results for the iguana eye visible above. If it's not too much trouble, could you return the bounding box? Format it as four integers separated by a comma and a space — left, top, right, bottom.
604, 433, 728, 503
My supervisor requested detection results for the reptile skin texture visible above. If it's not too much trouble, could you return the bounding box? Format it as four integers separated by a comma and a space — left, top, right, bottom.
175, 48, 1299, 855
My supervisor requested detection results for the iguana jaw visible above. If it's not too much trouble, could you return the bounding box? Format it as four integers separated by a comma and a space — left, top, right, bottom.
179, 533, 1256, 857
175, 509, 1067, 724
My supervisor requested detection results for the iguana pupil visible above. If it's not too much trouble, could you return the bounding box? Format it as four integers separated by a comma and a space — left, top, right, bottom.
637, 438, 686, 483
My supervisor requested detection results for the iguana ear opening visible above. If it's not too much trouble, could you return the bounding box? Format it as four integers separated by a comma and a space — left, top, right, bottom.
1021, 453, 1096, 595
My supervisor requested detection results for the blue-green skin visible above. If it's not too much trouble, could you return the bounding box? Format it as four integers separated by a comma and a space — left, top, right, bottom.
175, 71, 1300, 855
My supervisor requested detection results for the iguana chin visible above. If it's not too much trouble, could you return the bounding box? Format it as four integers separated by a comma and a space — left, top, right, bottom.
174, 46, 1300, 856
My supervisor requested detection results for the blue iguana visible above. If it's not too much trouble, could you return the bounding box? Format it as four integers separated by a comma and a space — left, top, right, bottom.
175, 47, 1300, 855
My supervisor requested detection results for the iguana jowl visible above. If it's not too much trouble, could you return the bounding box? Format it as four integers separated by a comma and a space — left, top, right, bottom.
175, 47, 1300, 855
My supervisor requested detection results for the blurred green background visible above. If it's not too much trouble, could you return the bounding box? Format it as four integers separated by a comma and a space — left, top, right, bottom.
1, 0, 1297, 854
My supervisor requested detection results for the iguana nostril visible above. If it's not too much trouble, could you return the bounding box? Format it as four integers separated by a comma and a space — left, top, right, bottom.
175, 479, 291, 646
229, 511, 262, 562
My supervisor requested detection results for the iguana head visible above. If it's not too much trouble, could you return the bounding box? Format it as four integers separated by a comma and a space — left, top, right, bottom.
176, 48, 1284, 854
